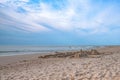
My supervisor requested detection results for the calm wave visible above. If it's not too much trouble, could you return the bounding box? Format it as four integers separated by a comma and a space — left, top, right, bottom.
0, 46, 100, 56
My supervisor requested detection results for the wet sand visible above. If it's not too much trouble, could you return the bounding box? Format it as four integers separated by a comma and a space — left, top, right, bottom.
0, 46, 120, 80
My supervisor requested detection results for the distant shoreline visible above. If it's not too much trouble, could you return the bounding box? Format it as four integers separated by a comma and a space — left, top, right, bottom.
0, 46, 116, 65
0, 45, 101, 56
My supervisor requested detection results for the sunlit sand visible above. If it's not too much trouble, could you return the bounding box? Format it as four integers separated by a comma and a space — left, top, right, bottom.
0, 46, 120, 80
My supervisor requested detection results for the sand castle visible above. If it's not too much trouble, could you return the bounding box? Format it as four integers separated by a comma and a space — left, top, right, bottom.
38, 49, 103, 58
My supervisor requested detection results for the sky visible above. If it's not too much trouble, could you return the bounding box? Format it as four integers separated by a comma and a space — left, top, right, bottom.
0, 0, 120, 45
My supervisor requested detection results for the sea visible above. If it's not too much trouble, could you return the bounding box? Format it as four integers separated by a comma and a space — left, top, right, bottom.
0, 46, 101, 56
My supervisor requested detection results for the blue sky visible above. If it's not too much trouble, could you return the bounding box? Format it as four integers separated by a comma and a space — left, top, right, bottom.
0, 0, 120, 45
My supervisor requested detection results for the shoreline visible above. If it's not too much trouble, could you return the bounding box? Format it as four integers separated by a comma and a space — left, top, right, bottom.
0, 52, 52, 65
0, 46, 118, 65
0, 45, 103, 56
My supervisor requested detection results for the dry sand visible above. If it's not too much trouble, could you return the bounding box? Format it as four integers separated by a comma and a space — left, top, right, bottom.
0, 46, 120, 80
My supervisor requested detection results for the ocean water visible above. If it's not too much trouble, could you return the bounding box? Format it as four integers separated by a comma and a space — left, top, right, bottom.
0, 46, 99, 56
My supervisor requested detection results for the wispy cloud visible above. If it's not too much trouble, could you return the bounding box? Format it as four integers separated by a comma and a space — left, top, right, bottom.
0, 0, 120, 34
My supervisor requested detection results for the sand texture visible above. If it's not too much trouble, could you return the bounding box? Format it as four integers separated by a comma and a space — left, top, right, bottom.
0, 46, 120, 80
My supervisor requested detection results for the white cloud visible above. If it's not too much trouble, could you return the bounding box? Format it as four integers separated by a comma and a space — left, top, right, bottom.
0, 6, 50, 32
0, 0, 120, 34
0, 0, 8, 3
20, 0, 29, 2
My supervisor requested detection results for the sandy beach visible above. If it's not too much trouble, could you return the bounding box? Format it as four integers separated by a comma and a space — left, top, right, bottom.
0, 46, 120, 80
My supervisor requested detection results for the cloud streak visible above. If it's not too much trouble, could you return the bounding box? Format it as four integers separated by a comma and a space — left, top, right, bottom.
0, 0, 120, 34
